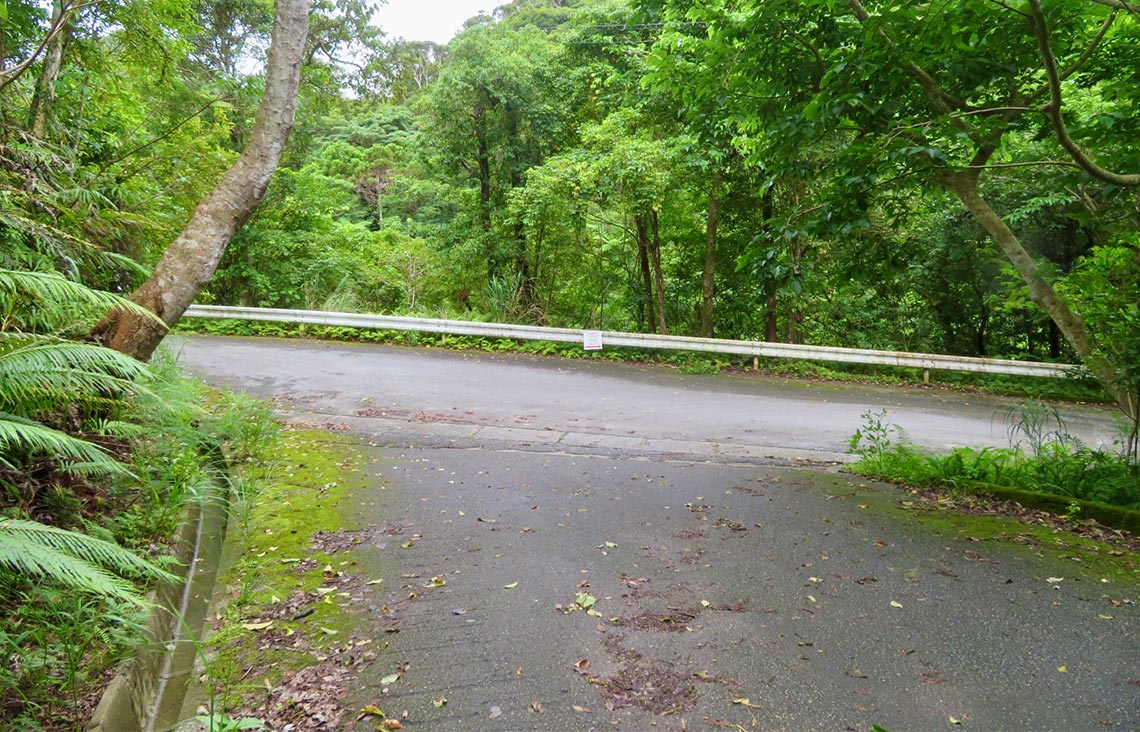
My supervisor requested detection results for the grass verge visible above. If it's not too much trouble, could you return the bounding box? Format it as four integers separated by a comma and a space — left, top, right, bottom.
0, 359, 278, 731
848, 408, 1140, 533
190, 428, 391, 731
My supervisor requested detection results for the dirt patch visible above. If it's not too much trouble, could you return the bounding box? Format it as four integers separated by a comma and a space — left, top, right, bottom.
713, 517, 748, 532
619, 607, 702, 633
245, 643, 377, 731
310, 523, 410, 554
731, 484, 769, 497
211, 553, 384, 730
675, 528, 708, 540
596, 651, 698, 714
677, 546, 706, 565
310, 529, 367, 554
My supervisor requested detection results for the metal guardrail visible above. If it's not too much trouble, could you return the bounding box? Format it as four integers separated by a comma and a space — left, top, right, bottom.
184, 304, 1083, 379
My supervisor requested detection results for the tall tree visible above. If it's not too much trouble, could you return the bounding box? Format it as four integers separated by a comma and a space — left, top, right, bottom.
417, 21, 564, 306
94, 0, 310, 360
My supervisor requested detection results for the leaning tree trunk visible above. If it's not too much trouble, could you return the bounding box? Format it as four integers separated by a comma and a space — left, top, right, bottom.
635, 213, 656, 334
28, 0, 67, 138
648, 209, 668, 336
942, 169, 1137, 421
93, 0, 310, 361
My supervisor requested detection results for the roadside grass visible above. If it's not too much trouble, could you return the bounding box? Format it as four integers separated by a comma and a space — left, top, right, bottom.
0, 358, 278, 731
848, 407, 1140, 533
173, 318, 1108, 405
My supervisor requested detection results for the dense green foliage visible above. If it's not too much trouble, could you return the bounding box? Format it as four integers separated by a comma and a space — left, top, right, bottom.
193, 1, 1138, 425
0, 267, 276, 728
1, 0, 1135, 400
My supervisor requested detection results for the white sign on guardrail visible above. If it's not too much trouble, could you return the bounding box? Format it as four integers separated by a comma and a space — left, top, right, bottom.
183, 305, 1084, 380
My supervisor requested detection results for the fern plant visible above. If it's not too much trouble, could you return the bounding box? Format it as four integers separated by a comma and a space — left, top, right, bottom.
0, 518, 175, 604
0, 268, 161, 479
0, 268, 173, 603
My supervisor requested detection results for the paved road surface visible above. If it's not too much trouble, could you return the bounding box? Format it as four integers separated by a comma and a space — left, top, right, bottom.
171, 336, 1119, 463
172, 336, 1138, 731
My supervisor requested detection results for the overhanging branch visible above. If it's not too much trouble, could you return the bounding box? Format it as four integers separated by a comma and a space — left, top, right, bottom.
1029, 0, 1140, 186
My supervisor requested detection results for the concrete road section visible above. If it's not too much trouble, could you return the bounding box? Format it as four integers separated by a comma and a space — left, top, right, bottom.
336, 444, 1137, 731
170, 335, 1137, 730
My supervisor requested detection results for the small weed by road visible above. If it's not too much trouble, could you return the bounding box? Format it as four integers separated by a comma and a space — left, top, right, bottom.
849, 407, 1140, 511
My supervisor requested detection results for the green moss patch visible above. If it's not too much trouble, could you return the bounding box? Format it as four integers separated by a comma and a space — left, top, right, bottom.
827, 472, 1140, 586
199, 429, 390, 728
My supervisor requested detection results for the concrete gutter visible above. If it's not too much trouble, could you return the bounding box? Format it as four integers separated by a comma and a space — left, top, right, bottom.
88, 488, 229, 732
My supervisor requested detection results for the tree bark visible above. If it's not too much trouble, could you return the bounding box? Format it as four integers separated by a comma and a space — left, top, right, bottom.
635, 213, 656, 333
699, 169, 721, 338
474, 109, 491, 232
648, 209, 668, 335
29, 0, 67, 138
764, 292, 778, 342
93, 0, 310, 361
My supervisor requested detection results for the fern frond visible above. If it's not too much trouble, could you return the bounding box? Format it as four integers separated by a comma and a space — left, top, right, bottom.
0, 412, 133, 477
0, 338, 151, 413
92, 419, 146, 438
0, 519, 177, 603
0, 268, 164, 332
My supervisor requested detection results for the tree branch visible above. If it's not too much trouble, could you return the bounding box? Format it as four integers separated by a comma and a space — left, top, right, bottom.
1028, 0, 1140, 186
1088, 0, 1138, 12
846, 0, 971, 119
966, 159, 1082, 170
94, 98, 231, 178
984, 0, 1029, 17
1025, 8, 1117, 103
0, 1, 92, 96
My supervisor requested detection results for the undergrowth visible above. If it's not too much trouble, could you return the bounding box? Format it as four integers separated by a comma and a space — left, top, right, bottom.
0, 356, 278, 731
849, 404, 1140, 511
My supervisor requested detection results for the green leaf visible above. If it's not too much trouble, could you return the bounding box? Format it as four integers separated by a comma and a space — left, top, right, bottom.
0, 519, 176, 604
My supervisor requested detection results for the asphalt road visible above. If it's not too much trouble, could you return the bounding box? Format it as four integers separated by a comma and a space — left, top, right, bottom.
170, 335, 1119, 463
172, 336, 1138, 731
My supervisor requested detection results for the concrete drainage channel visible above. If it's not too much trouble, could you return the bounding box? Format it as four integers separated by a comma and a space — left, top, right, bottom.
88, 488, 229, 732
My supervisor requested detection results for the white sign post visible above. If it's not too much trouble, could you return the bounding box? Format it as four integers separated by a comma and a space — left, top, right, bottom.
582, 330, 603, 351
